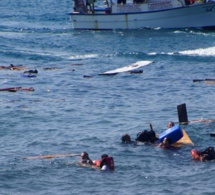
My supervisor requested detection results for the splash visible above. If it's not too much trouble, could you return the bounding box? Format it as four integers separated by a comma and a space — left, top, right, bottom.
178, 46, 215, 56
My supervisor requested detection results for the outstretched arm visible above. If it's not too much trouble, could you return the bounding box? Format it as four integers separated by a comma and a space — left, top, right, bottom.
149, 123, 153, 131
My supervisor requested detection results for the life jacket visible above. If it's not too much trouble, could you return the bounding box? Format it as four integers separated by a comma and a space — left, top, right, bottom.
93, 159, 101, 167
191, 149, 202, 161
100, 157, 114, 171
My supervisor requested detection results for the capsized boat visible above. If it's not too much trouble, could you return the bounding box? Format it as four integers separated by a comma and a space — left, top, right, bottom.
69, 0, 215, 30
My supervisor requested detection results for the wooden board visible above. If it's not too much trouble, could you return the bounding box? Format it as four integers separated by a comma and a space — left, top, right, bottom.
193, 79, 215, 84
189, 118, 215, 123
24, 153, 80, 159
172, 130, 194, 147
98, 60, 153, 75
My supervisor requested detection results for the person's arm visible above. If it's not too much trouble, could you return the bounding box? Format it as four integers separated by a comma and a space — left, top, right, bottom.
149, 123, 153, 131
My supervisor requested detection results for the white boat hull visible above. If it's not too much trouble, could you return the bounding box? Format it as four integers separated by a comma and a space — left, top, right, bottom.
70, 2, 215, 30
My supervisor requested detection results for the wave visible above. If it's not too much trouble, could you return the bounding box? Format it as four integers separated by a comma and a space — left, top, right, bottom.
148, 46, 215, 57
178, 46, 215, 57
68, 54, 99, 60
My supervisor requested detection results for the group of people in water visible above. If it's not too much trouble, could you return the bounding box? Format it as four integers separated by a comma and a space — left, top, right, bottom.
79, 152, 115, 171
3, 63, 213, 167
81, 121, 215, 171
121, 121, 175, 149
123, 121, 215, 162
79, 122, 173, 171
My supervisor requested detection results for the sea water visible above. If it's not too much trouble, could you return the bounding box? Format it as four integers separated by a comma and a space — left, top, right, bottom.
0, 0, 215, 194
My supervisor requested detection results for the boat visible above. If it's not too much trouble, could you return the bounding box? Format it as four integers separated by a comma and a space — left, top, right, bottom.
69, 0, 215, 30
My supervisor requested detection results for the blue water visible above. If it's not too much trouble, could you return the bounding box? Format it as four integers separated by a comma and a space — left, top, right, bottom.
1, 0, 215, 194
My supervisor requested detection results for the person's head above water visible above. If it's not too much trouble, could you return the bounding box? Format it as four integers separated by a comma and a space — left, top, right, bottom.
101, 154, 108, 159
167, 121, 175, 129
80, 151, 93, 164
121, 134, 131, 143
81, 152, 90, 160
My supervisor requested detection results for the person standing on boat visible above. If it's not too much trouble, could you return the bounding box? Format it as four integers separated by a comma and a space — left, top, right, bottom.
73, 0, 87, 13
86, 0, 94, 12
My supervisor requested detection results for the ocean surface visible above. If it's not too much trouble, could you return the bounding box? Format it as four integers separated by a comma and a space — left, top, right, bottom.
1, 0, 215, 194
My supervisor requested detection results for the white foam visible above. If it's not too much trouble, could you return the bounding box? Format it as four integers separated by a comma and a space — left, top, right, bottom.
68, 54, 99, 60
179, 46, 215, 56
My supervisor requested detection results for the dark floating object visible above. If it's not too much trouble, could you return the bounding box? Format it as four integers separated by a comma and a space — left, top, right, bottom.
210, 133, 215, 137
71, 63, 84, 66
21, 69, 38, 77
23, 69, 38, 74
128, 69, 143, 74
83, 75, 93, 78
8, 89, 17, 92
43, 67, 60, 70
177, 103, 215, 124
193, 79, 215, 83
177, 103, 189, 123
0, 87, 34, 92
98, 72, 118, 76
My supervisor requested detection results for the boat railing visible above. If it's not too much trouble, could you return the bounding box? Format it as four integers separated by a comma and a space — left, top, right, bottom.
72, 0, 208, 14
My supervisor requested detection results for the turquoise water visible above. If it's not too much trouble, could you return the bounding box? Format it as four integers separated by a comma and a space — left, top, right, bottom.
1, 0, 215, 194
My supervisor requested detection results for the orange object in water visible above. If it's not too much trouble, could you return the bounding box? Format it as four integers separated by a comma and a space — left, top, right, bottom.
191, 149, 201, 161
93, 160, 101, 167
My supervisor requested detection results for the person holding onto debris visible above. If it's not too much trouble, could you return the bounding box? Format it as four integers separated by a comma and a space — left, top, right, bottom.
158, 137, 172, 149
